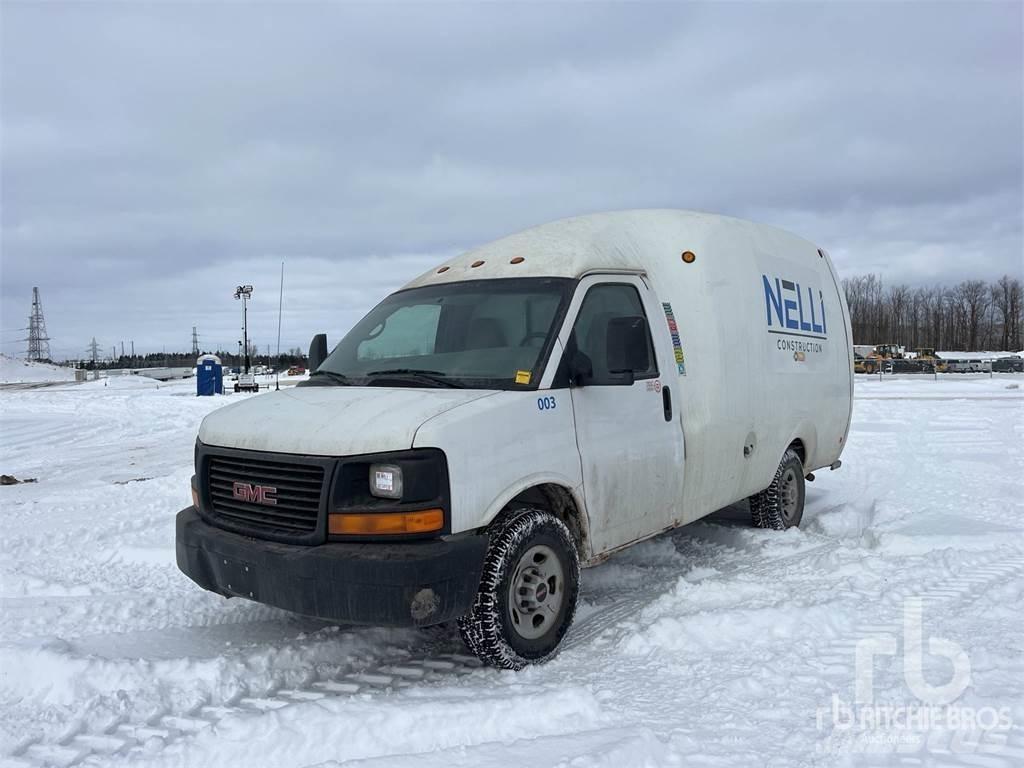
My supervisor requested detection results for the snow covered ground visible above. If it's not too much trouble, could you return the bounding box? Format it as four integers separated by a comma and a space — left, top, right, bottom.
1, 374, 1022, 767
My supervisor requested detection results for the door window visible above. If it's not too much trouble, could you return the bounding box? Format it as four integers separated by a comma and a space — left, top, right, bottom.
570, 284, 658, 384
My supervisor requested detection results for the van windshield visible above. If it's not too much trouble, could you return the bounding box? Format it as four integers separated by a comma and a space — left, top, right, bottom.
314, 277, 574, 389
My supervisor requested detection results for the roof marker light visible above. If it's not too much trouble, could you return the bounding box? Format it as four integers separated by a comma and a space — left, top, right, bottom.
437, 266, 450, 274
510, 256, 525, 264
471, 260, 485, 268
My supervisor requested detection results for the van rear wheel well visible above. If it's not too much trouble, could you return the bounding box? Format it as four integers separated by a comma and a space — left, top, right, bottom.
788, 439, 806, 466
503, 484, 588, 558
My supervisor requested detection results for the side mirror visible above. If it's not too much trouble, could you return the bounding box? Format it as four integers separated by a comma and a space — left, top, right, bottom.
606, 316, 650, 383
308, 333, 328, 372
567, 348, 594, 387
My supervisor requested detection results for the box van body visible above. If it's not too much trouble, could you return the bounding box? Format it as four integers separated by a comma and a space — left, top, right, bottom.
177, 210, 853, 668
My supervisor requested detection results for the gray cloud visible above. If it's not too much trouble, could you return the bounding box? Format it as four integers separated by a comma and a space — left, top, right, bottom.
2, 1, 1021, 358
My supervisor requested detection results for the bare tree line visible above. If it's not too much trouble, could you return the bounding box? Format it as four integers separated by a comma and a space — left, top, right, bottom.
842, 274, 1023, 352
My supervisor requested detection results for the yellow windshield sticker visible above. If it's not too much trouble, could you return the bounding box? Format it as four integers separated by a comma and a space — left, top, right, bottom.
515, 370, 531, 385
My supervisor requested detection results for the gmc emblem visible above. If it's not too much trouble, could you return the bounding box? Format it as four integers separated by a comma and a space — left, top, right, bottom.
232, 482, 278, 506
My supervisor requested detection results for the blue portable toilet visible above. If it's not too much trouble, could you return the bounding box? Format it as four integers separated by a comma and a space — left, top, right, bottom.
196, 354, 223, 396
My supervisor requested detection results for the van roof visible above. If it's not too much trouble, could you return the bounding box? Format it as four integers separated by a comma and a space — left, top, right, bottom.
403, 209, 822, 289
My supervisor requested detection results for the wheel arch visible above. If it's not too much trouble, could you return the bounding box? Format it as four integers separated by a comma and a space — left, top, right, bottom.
788, 437, 807, 465
483, 479, 592, 562
784, 420, 818, 472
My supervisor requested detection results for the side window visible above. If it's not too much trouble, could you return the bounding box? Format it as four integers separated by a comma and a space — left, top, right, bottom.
570, 284, 658, 384
357, 304, 441, 361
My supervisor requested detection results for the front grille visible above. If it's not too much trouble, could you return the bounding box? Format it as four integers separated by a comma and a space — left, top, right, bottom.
206, 454, 325, 535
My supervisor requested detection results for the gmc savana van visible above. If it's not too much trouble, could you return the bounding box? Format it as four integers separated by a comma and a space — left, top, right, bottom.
177, 210, 853, 669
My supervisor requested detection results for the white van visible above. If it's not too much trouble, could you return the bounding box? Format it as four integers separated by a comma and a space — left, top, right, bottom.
177, 210, 853, 669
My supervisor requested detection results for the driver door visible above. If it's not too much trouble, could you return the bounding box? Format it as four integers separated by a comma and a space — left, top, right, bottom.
556, 275, 685, 555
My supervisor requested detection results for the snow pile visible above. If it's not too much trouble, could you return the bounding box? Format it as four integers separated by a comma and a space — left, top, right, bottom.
0, 354, 76, 384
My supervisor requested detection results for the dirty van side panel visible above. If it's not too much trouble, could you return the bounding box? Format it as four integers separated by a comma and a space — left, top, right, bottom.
747, 229, 851, 481
646, 219, 851, 523
642, 219, 759, 523
412, 391, 586, 548
558, 274, 687, 555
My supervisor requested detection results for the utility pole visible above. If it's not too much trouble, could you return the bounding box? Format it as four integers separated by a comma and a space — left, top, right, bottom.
120, 341, 125, 358
27, 287, 51, 361
233, 284, 253, 374
88, 337, 100, 365
191, 326, 200, 356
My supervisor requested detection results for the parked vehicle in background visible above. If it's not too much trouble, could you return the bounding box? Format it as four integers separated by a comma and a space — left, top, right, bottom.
176, 209, 853, 669
946, 358, 992, 373
234, 371, 259, 392
858, 343, 902, 374
856, 345, 939, 373
992, 356, 1024, 373
913, 348, 942, 372
890, 358, 926, 373
287, 366, 306, 376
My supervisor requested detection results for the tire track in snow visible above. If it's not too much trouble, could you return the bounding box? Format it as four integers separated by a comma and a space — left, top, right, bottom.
809, 552, 1024, 765
6, 524, 823, 768
10, 522, 1015, 768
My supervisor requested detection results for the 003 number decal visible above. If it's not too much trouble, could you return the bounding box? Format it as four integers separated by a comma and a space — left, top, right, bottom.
537, 396, 557, 411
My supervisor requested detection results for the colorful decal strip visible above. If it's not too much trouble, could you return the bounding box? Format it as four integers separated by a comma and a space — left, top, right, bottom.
662, 302, 686, 375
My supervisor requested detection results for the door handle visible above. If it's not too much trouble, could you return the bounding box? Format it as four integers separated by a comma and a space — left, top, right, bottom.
662, 386, 672, 421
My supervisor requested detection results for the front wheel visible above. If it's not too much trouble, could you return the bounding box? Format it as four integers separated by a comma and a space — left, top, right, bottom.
458, 508, 580, 670
749, 448, 805, 530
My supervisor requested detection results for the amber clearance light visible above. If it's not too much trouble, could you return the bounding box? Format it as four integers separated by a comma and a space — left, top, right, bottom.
329, 509, 444, 535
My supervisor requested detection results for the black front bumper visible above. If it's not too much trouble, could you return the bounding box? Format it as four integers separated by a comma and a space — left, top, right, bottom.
176, 507, 488, 627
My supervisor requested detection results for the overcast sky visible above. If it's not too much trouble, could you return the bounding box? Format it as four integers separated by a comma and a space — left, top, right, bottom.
2, 1, 1021, 360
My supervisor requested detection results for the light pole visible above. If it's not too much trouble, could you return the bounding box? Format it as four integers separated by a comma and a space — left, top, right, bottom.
234, 284, 253, 374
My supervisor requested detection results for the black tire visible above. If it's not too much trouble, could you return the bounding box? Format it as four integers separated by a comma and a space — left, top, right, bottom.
749, 448, 805, 530
458, 508, 580, 670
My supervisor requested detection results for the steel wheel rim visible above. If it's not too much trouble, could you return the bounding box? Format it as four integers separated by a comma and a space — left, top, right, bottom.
781, 467, 799, 521
507, 544, 564, 640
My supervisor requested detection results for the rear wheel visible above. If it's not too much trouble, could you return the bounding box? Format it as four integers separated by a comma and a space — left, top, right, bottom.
749, 448, 805, 530
458, 508, 580, 670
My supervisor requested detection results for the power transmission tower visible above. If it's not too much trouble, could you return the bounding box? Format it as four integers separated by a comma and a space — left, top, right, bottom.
27, 287, 51, 361
87, 337, 100, 364
192, 326, 200, 356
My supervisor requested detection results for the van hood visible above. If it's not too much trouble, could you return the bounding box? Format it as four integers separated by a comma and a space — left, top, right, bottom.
198, 385, 497, 456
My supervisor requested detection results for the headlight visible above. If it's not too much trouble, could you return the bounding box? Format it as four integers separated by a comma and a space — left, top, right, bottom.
370, 464, 403, 499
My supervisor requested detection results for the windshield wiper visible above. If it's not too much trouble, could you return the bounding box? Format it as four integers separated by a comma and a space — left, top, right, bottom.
365, 368, 464, 388
304, 370, 352, 386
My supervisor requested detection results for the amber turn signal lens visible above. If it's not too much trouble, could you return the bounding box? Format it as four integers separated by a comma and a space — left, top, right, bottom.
329, 509, 444, 535
681, 250, 696, 263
